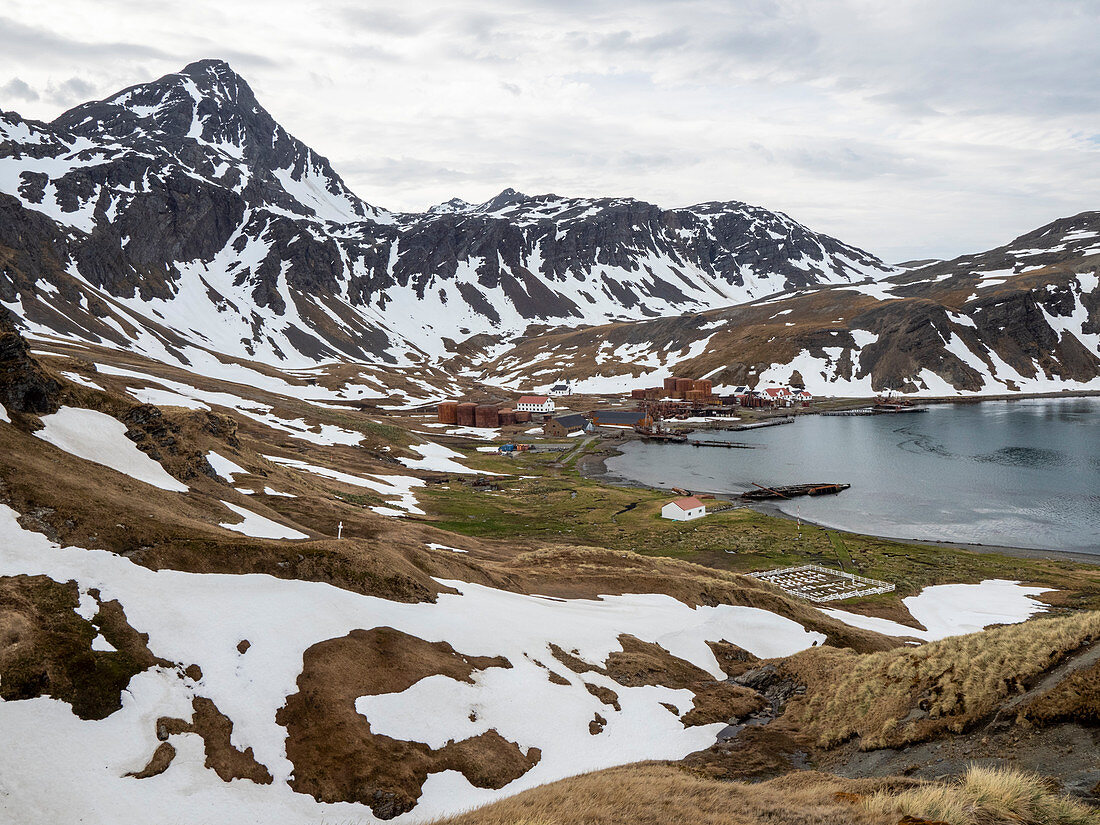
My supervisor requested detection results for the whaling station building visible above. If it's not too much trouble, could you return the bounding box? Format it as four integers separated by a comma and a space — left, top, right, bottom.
515, 395, 556, 414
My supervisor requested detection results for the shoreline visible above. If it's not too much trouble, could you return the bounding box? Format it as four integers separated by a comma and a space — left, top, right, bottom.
825, 388, 1100, 409
577, 445, 1100, 566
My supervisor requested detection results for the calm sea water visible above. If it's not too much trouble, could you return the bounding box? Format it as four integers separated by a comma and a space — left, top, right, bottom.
605, 397, 1100, 553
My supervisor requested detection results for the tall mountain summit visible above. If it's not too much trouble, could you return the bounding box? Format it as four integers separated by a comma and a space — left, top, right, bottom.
0, 60, 890, 368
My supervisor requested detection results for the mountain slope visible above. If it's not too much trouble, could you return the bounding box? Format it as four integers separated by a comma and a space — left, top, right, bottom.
478, 212, 1100, 396
0, 60, 889, 373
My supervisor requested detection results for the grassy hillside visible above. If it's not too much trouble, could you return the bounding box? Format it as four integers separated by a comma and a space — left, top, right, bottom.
430, 762, 1097, 825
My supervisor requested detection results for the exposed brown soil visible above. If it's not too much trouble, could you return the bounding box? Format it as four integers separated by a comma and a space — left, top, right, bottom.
126, 742, 176, 778
277, 627, 537, 819
708, 639, 762, 679
605, 634, 715, 688
152, 697, 273, 784
0, 575, 163, 719
683, 726, 812, 781
191, 697, 273, 784
603, 635, 765, 725
584, 682, 621, 711
682, 682, 767, 726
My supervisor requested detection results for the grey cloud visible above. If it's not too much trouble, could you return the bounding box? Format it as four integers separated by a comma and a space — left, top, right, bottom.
338, 7, 431, 37
1, 77, 38, 102
337, 156, 522, 189
0, 16, 171, 61
784, 142, 938, 182
44, 76, 99, 107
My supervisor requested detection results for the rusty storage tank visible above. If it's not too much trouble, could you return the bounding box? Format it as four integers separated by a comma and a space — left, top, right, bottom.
437, 401, 459, 424
499, 408, 516, 426
670, 390, 683, 399
475, 404, 499, 428
693, 379, 713, 394
630, 388, 646, 400
663, 376, 679, 393
685, 389, 705, 403
456, 402, 478, 426
515, 410, 531, 423
675, 378, 693, 393
643, 387, 660, 400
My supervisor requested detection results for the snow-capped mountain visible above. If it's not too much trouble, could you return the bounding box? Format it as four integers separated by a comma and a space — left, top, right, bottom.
0, 59, 889, 370
479, 212, 1100, 396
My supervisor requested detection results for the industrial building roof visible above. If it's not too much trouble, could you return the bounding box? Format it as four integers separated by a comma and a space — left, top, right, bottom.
589, 409, 647, 426
517, 395, 549, 404
549, 413, 588, 431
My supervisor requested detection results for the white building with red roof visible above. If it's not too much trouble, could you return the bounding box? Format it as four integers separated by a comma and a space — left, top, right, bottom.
515, 395, 555, 413
762, 387, 793, 406
661, 496, 707, 521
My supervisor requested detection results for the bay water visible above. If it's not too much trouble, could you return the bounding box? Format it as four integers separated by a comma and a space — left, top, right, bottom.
604, 397, 1100, 553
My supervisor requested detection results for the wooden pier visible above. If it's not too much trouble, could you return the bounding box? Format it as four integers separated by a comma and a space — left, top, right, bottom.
821, 406, 928, 416
727, 416, 795, 431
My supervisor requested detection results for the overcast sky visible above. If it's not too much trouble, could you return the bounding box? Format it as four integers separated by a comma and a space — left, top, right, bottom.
2, 0, 1099, 262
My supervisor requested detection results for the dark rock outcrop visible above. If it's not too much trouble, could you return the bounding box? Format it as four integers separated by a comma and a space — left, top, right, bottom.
0, 306, 61, 415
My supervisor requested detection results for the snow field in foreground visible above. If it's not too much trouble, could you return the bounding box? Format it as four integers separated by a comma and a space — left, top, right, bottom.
0, 503, 822, 822
0, 503, 1054, 824
217, 500, 309, 540
33, 406, 188, 492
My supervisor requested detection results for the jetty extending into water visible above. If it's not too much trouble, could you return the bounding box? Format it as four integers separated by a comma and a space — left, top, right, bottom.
822, 406, 928, 416
726, 416, 795, 430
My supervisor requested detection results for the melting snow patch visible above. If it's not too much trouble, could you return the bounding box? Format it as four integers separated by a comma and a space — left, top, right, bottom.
444, 426, 501, 440
34, 407, 188, 492
218, 501, 308, 540
822, 579, 1050, 641
206, 451, 248, 483
60, 371, 104, 391
129, 387, 211, 410
427, 542, 468, 554
0, 402, 8, 423
398, 442, 494, 475
266, 455, 424, 515
263, 487, 296, 498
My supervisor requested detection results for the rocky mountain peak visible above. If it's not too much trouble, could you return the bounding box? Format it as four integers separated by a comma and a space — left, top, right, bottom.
54, 59, 260, 145
479, 187, 528, 213
427, 197, 474, 215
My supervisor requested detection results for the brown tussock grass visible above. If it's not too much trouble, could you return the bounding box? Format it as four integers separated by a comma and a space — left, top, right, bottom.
428, 763, 1097, 825
781, 611, 1100, 749
863, 765, 1099, 825
430, 764, 906, 825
